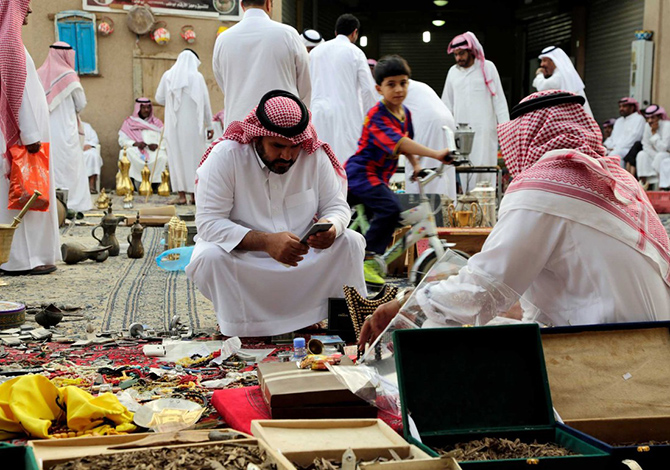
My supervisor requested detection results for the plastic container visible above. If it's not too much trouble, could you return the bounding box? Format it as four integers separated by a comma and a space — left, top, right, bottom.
292, 337, 307, 362
155, 246, 194, 271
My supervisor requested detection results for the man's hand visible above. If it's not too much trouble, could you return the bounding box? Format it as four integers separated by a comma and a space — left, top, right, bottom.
25, 142, 41, 154
357, 300, 401, 350
411, 164, 423, 181
83, 144, 92, 151
134, 141, 147, 150
436, 148, 453, 164
207, 130, 214, 140
148, 143, 158, 151
265, 232, 310, 266
651, 121, 660, 134
306, 220, 336, 250
535, 67, 544, 76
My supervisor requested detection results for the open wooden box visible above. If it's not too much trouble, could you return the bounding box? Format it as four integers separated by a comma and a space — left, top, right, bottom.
28, 429, 255, 469
542, 322, 670, 470
251, 419, 459, 469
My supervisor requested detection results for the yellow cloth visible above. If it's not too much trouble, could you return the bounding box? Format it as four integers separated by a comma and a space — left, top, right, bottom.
0, 375, 136, 439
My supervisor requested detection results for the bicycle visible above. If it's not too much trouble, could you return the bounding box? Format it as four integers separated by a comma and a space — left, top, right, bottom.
349, 164, 470, 286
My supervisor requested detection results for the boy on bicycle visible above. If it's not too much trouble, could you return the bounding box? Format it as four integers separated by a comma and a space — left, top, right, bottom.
345, 55, 452, 286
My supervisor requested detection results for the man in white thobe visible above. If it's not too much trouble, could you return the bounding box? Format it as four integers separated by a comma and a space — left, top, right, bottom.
635, 105, 670, 189
606, 97, 646, 167
118, 98, 167, 190
532, 46, 593, 116
309, 14, 377, 164
213, 0, 310, 129
186, 91, 366, 337
360, 90, 670, 347
403, 79, 457, 201
300, 28, 324, 53
37, 42, 91, 213
82, 121, 102, 194
0, 2, 60, 275
442, 31, 509, 192
155, 50, 213, 205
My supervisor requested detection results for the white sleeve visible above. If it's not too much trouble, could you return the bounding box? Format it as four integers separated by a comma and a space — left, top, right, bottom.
293, 34, 312, 107
118, 130, 135, 148
201, 75, 214, 131
417, 209, 563, 326
532, 72, 562, 91
72, 87, 87, 114
315, 150, 351, 237
488, 62, 510, 124
86, 124, 99, 146
356, 50, 378, 113
155, 75, 167, 106
212, 36, 225, 93
659, 123, 670, 153
441, 71, 454, 112
18, 80, 42, 146
195, 147, 251, 253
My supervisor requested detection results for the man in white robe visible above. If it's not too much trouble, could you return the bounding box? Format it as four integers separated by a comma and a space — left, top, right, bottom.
309, 14, 377, 164
155, 50, 213, 205
82, 121, 102, 194
186, 91, 366, 337
360, 90, 670, 346
37, 42, 91, 213
441, 31, 509, 192
118, 98, 167, 190
300, 29, 324, 53
533, 46, 593, 116
635, 105, 670, 189
403, 79, 457, 201
213, 0, 310, 128
606, 97, 646, 167
0, 1, 60, 275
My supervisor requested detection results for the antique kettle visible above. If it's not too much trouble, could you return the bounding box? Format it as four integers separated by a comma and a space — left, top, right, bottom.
127, 213, 145, 259
454, 123, 475, 158
446, 194, 483, 228
92, 204, 126, 256
470, 181, 497, 227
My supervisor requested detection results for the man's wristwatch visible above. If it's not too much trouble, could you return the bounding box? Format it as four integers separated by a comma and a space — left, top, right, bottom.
395, 287, 414, 308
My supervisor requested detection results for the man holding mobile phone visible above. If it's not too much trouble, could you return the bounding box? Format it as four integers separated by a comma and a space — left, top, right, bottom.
186, 90, 367, 337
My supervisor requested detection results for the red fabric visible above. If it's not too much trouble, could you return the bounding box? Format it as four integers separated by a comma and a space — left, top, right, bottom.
213, 109, 225, 126
498, 89, 670, 285
211, 386, 404, 435
447, 31, 495, 96
37, 42, 80, 108
0, 0, 30, 151
119, 98, 163, 161
199, 95, 345, 181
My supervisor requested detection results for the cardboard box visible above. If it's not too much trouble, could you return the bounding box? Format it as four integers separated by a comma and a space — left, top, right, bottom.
394, 325, 610, 469
542, 322, 670, 469
28, 429, 254, 469
257, 362, 376, 419
251, 419, 458, 469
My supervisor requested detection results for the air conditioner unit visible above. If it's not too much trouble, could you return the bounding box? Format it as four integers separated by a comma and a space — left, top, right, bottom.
630, 40, 654, 107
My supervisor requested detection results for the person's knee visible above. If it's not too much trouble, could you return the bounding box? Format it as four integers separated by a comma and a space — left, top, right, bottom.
186, 242, 226, 281
334, 229, 366, 255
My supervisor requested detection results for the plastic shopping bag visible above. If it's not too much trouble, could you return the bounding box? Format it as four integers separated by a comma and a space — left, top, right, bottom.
8, 143, 50, 211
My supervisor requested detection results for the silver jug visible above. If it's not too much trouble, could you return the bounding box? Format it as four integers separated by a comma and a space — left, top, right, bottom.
470, 181, 497, 227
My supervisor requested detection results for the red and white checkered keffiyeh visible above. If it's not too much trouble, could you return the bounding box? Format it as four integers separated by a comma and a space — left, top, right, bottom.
498, 89, 670, 286
0, 0, 30, 152
447, 31, 496, 96
199, 95, 345, 181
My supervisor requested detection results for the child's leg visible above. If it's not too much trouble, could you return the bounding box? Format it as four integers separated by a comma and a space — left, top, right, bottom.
359, 184, 401, 254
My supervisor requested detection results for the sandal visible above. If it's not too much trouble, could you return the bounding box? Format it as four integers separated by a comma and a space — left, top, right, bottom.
0, 265, 57, 276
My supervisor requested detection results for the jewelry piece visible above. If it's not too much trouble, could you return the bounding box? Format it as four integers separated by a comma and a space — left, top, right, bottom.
395, 287, 414, 308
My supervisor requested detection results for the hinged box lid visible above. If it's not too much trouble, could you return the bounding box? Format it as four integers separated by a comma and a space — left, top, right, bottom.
394, 324, 555, 438
541, 322, 670, 422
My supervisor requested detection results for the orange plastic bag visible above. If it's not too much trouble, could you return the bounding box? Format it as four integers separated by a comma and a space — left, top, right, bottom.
8, 143, 50, 211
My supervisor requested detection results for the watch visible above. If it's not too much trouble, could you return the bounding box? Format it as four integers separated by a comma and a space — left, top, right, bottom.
395, 287, 414, 308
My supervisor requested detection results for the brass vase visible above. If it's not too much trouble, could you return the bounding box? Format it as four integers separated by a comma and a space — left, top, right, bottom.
116, 148, 134, 197
139, 162, 152, 196
95, 188, 110, 210
158, 165, 171, 197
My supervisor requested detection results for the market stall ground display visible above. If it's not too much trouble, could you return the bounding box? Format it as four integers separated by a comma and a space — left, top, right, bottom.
393, 325, 610, 469
436, 438, 576, 461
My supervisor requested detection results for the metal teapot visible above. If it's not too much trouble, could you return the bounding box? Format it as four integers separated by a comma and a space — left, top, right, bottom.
470, 181, 497, 227
446, 194, 483, 228
127, 212, 145, 259
92, 204, 126, 256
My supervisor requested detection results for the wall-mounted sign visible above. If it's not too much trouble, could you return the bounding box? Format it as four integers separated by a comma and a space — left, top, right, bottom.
83, 0, 242, 21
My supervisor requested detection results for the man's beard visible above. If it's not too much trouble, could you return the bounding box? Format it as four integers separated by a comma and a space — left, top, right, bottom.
255, 140, 296, 175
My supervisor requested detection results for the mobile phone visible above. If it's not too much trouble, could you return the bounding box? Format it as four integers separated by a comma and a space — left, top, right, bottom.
300, 222, 333, 244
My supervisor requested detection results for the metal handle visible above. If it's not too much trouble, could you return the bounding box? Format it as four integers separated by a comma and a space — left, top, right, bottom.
92, 225, 103, 243
11, 191, 42, 228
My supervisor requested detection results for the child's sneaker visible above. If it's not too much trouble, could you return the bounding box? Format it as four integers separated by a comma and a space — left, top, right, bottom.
364, 259, 385, 286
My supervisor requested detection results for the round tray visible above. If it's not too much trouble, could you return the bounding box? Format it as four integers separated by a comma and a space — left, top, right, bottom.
127, 5, 155, 36
0, 301, 26, 329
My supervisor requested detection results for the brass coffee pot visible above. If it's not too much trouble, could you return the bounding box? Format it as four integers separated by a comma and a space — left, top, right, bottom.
116, 147, 134, 196
158, 165, 171, 197
446, 194, 483, 228
92, 204, 126, 256
139, 163, 152, 196
127, 212, 145, 259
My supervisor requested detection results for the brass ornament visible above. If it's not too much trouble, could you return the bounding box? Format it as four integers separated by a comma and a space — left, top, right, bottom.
158, 165, 171, 197
95, 188, 110, 210
116, 147, 134, 196
139, 162, 152, 196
